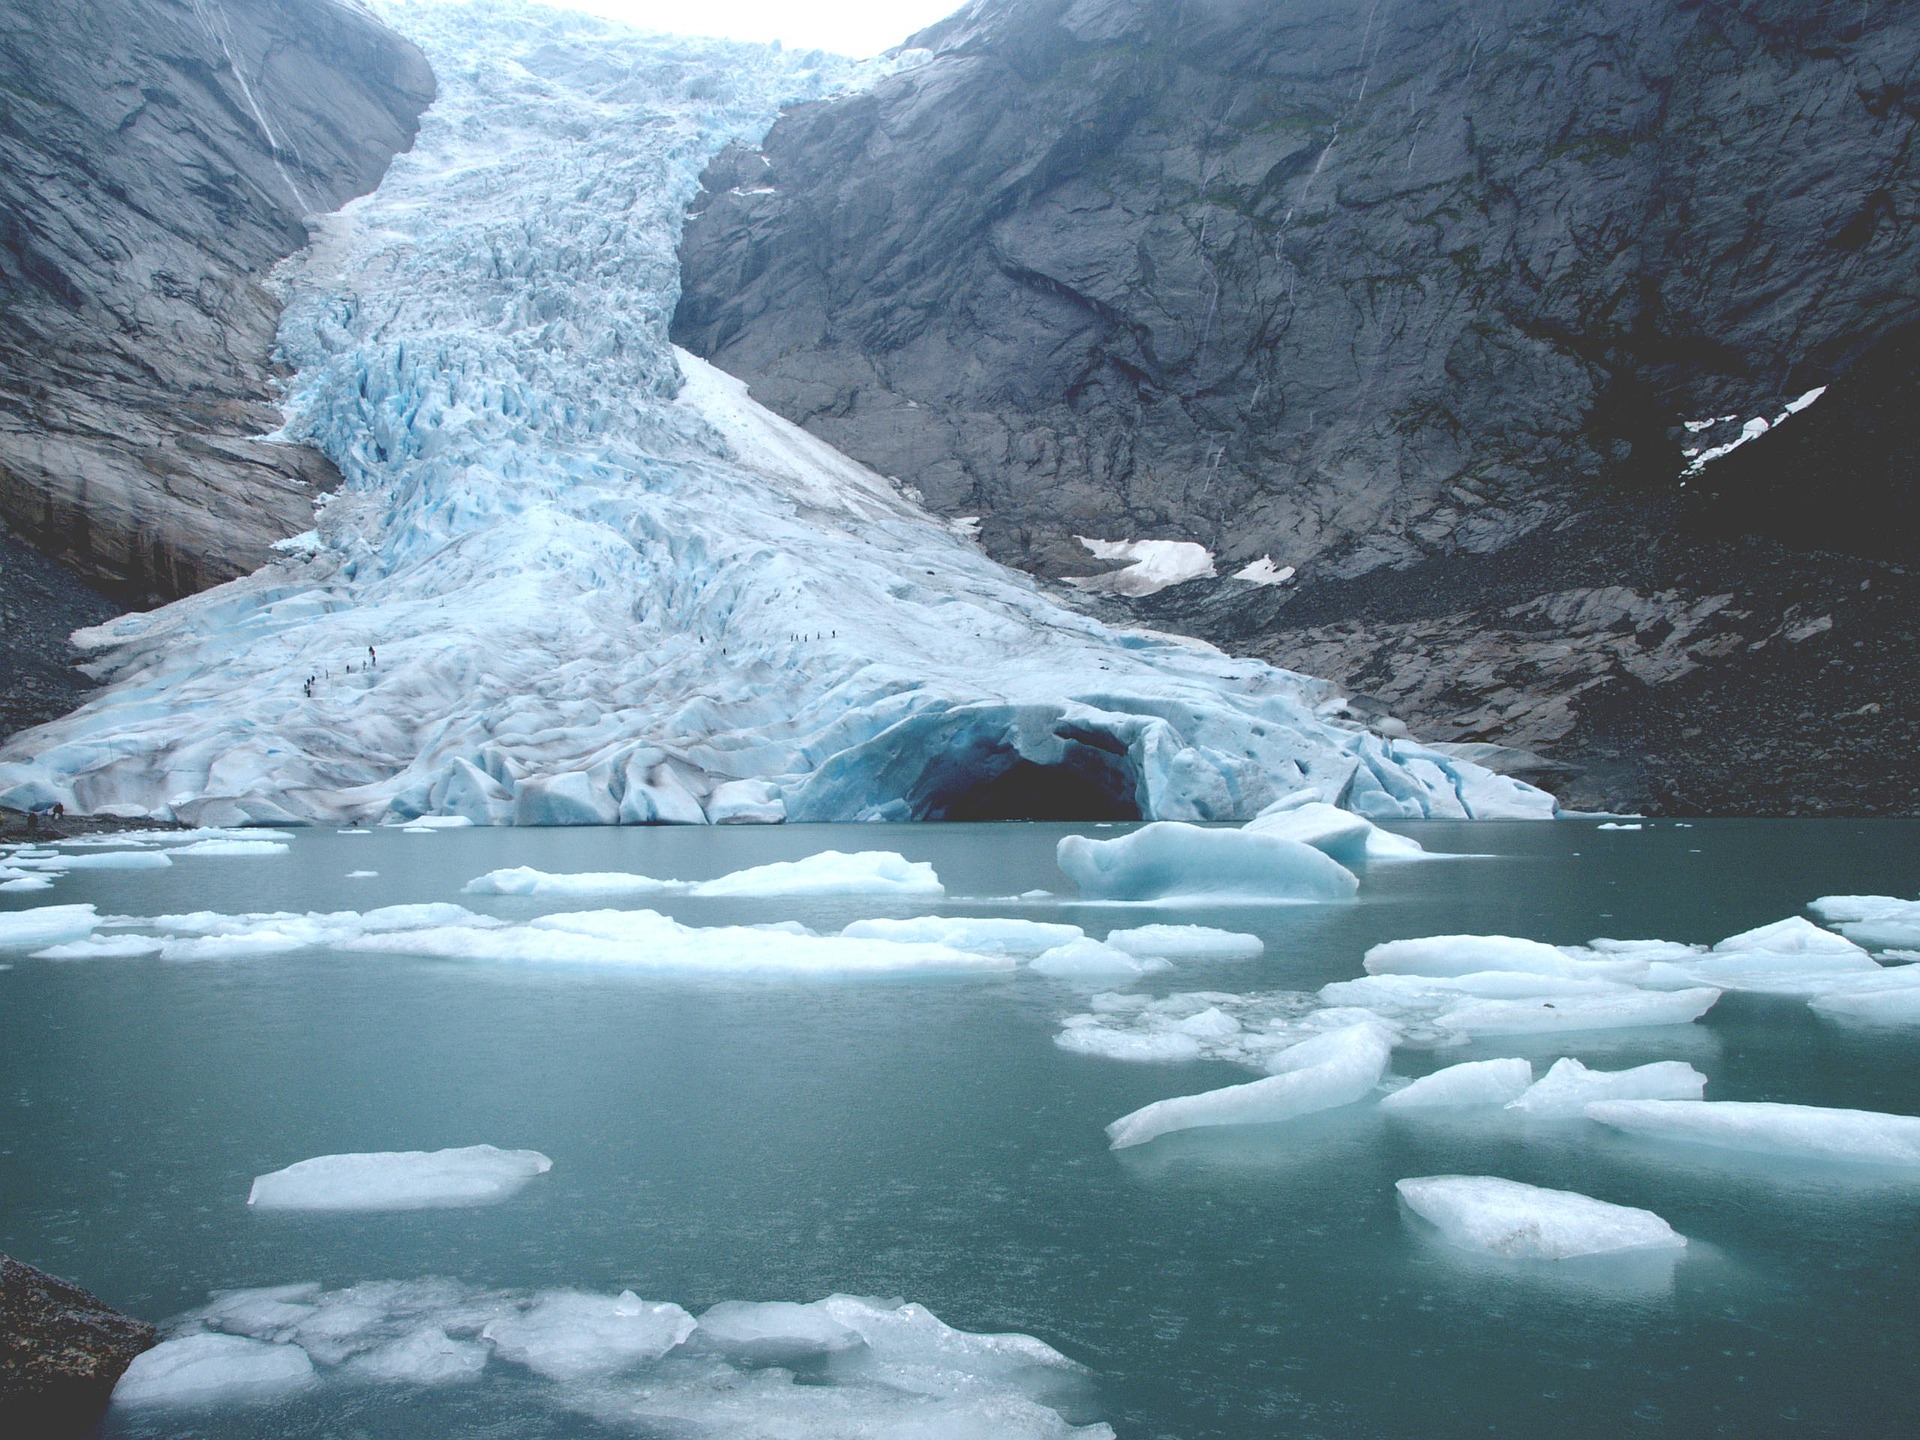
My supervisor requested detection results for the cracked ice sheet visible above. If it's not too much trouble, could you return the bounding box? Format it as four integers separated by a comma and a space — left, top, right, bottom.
0, 3, 1553, 831
112, 1279, 1113, 1438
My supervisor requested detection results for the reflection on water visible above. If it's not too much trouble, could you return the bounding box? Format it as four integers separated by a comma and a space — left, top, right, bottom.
2, 818, 1919, 1438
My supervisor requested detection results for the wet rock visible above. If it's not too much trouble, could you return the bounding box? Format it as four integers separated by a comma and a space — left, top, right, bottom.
0, 0, 435, 607
0, 1255, 155, 1434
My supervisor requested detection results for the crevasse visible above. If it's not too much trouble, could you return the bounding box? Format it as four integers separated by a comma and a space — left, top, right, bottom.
0, 0, 1554, 828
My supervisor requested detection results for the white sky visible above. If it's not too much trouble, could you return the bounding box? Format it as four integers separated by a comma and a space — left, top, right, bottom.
532, 1, 964, 56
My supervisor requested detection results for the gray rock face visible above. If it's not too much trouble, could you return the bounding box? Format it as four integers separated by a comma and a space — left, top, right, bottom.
678, 0, 1917, 578
0, 1254, 155, 1434
676, 0, 1920, 812
0, 0, 433, 605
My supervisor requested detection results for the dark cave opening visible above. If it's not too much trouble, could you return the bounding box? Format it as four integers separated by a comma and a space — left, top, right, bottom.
936, 758, 1141, 821
911, 740, 1143, 822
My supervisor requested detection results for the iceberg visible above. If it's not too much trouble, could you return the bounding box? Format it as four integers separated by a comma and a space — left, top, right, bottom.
1396, 1176, 1686, 1258
464, 850, 942, 899
1244, 799, 1427, 862
1380, 1058, 1533, 1110
1586, 1099, 1920, 1166
248, 1145, 553, 1211
5, 849, 172, 871
113, 1333, 316, 1407
1809, 980, 1920, 1025
1057, 823, 1359, 903
1505, 1058, 1707, 1117
0, 2, 1552, 833
1103, 924, 1264, 960
691, 1300, 863, 1365
1105, 1021, 1392, 1148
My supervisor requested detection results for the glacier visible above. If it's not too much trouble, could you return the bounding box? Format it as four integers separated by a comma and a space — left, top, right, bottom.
0, 0, 1552, 830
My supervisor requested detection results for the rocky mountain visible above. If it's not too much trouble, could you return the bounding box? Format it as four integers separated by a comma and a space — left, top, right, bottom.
675, 0, 1920, 813
0, 0, 432, 734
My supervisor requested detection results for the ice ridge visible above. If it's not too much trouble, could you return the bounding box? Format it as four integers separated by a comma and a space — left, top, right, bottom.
0, 0, 1552, 830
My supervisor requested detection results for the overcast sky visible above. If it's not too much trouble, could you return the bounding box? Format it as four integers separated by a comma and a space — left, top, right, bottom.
534, 1, 964, 56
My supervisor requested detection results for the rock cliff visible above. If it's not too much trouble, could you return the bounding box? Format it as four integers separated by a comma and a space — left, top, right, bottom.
0, 0, 432, 739
676, 0, 1920, 813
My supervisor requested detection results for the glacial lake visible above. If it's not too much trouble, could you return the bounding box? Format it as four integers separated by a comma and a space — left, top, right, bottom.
4, 818, 1919, 1439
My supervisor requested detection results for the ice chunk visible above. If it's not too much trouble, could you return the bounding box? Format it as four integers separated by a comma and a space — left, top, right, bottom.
112, 1333, 316, 1406
1396, 1176, 1686, 1258
33, 935, 166, 960
353, 908, 1007, 974
1810, 980, 1920, 1025
1506, 1058, 1707, 1117
483, 1290, 696, 1379
1365, 935, 1646, 981
8, 849, 172, 871
1066, 536, 1215, 596
1105, 1021, 1392, 1148
464, 867, 672, 897
349, 1326, 489, 1386
1029, 938, 1169, 979
248, 1146, 553, 1211
1438, 987, 1720, 1036
1244, 800, 1426, 863
0, 903, 99, 948
1054, 1026, 1207, 1063
171, 839, 290, 857
694, 1300, 864, 1364
464, 851, 942, 900
1103, 924, 1263, 960
1638, 918, 1878, 995
1587, 1099, 1920, 1165
840, 916, 1082, 956
1380, 1058, 1533, 1110
691, 851, 940, 898
1058, 822, 1357, 903
1712, 916, 1867, 958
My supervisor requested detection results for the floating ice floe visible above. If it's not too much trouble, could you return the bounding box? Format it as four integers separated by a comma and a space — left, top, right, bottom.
113, 1332, 317, 1407
349, 907, 1004, 975
1029, 938, 1170, 979
1396, 1176, 1686, 1259
1505, 1058, 1707, 1118
248, 1146, 553, 1211
1808, 979, 1920, 1025
1103, 924, 1263, 960
1637, 917, 1876, 995
0, 3, 1552, 833
1105, 1021, 1393, 1148
1586, 1099, 1920, 1166
1808, 894, 1920, 953
1363, 936, 1649, 982
1243, 798, 1428, 863
0, 904, 100, 949
1055, 991, 1368, 1067
1380, 1058, 1533, 1111
170, 839, 290, 858
840, 916, 1082, 956
465, 850, 942, 899
1057, 823, 1358, 903
113, 1277, 1112, 1437
1435, 988, 1721, 1037
5, 850, 173, 871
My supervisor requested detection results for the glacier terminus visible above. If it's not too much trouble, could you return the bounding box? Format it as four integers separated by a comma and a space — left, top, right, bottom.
0, 2, 1551, 828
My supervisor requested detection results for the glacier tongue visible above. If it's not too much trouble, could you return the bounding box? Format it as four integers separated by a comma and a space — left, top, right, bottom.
0, 1, 1554, 829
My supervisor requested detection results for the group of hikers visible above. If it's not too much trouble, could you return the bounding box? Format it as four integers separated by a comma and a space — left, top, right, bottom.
304, 646, 378, 700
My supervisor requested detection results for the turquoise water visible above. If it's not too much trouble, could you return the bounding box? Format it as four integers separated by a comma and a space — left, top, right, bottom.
4, 819, 1919, 1437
